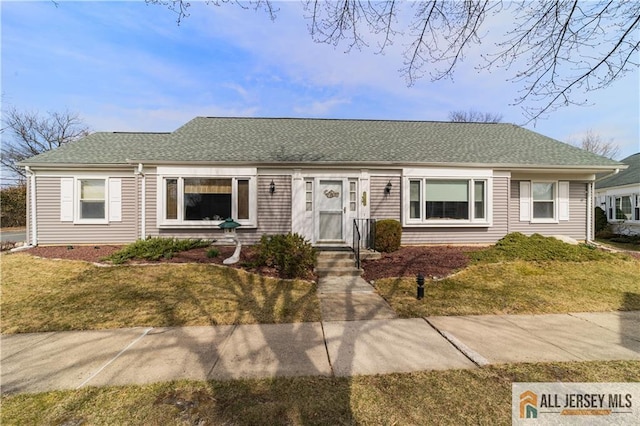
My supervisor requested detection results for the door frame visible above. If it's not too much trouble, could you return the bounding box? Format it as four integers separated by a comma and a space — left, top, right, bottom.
315, 178, 346, 244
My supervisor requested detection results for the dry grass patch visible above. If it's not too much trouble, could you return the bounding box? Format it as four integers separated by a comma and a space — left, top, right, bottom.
375, 258, 640, 317
2, 361, 638, 425
1, 253, 320, 333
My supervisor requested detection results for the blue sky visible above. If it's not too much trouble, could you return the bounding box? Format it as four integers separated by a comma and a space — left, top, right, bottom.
2, 1, 639, 160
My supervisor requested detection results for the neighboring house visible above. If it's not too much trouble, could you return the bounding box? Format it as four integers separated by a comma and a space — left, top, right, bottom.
20, 117, 624, 247
595, 153, 640, 236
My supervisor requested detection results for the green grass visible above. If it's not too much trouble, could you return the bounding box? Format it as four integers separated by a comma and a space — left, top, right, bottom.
2, 361, 638, 425
1, 253, 321, 334
373, 233, 640, 317
376, 258, 640, 317
596, 237, 640, 252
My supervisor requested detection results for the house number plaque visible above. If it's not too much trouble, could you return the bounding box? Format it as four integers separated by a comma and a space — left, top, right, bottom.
324, 189, 340, 199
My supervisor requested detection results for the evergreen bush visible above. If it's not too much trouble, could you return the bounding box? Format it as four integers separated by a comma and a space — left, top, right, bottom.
256, 233, 316, 279
105, 237, 210, 264
374, 219, 402, 253
0, 185, 27, 228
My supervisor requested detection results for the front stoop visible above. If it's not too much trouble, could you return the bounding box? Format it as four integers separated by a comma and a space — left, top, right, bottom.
315, 251, 363, 278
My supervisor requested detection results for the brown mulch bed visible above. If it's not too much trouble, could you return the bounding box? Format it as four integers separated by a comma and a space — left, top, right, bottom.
26, 244, 283, 278
362, 245, 475, 282
25, 244, 476, 281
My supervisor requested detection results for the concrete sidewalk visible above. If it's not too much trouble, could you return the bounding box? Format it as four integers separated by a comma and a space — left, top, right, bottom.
2, 311, 639, 395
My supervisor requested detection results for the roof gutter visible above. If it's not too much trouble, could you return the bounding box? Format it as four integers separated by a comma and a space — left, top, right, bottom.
125, 159, 626, 173
594, 167, 621, 182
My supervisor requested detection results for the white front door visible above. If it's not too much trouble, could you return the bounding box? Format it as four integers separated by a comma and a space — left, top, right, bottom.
317, 180, 344, 243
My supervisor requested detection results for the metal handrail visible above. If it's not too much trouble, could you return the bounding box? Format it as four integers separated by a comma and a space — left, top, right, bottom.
352, 219, 361, 269
352, 218, 376, 269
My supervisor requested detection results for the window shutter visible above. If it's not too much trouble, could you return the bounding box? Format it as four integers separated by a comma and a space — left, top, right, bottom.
60, 178, 74, 222
558, 181, 570, 221
109, 178, 122, 222
519, 181, 531, 221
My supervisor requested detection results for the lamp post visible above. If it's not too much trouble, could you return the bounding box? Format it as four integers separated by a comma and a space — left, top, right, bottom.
218, 218, 242, 264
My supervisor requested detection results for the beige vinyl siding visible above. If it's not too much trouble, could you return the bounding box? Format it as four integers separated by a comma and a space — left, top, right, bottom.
145, 174, 158, 238
35, 176, 138, 244
510, 180, 587, 240
256, 175, 291, 239
152, 174, 292, 244
402, 176, 510, 244
370, 176, 401, 220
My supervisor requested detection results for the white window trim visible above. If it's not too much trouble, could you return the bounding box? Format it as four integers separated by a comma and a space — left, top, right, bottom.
530, 180, 558, 224
607, 194, 638, 222
60, 176, 121, 224
157, 175, 258, 228
522, 180, 570, 224
402, 177, 493, 227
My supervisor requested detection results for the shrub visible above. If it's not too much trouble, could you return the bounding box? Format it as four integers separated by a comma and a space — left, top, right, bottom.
470, 232, 610, 263
206, 248, 220, 258
0, 184, 27, 228
256, 233, 316, 279
104, 237, 210, 264
374, 219, 402, 253
594, 206, 608, 234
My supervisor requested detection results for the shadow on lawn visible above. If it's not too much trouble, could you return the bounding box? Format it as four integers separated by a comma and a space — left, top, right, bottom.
620, 292, 640, 355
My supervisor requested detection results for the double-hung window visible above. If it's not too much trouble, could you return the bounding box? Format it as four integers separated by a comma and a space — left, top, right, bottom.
60, 177, 121, 224
79, 179, 106, 220
532, 182, 555, 219
519, 181, 569, 223
609, 195, 634, 221
161, 176, 255, 225
407, 178, 488, 224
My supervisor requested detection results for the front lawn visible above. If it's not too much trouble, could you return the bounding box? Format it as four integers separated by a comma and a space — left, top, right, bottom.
374, 259, 640, 317
371, 233, 640, 317
2, 361, 638, 425
1, 253, 320, 334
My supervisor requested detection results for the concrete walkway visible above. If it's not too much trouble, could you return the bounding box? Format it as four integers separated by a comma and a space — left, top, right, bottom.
2, 311, 639, 395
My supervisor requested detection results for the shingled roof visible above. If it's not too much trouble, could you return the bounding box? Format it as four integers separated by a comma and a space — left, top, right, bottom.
21, 117, 623, 169
595, 153, 640, 189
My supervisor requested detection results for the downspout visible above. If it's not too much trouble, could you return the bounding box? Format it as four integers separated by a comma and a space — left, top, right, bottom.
25, 166, 37, 246
586, 182, 594, 243
135, 163, 146, 240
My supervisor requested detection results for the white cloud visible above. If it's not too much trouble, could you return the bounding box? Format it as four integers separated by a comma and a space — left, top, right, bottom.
293, 97, 351, 116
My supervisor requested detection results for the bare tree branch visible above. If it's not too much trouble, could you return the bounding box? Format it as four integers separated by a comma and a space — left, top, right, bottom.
568, 129, 620, 159
448, 109, 503, 123
147, 0, 640, 121
1, 108, 91, 183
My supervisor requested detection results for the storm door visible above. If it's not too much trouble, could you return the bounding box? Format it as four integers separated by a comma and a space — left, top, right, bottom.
317, 180, 344, 242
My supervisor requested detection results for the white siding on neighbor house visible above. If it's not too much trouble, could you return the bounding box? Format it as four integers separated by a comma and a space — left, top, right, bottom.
509, 180, 588, 240
402, 176, 510, 244
35, 176, 138, 244
370, 176, 401, 220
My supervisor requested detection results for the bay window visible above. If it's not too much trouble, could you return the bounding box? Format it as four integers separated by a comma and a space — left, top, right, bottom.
407, 178, 488, 224
161, 176, 255, 225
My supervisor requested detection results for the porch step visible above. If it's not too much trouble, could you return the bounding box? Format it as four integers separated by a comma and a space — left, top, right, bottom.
315, 251, 363, 278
